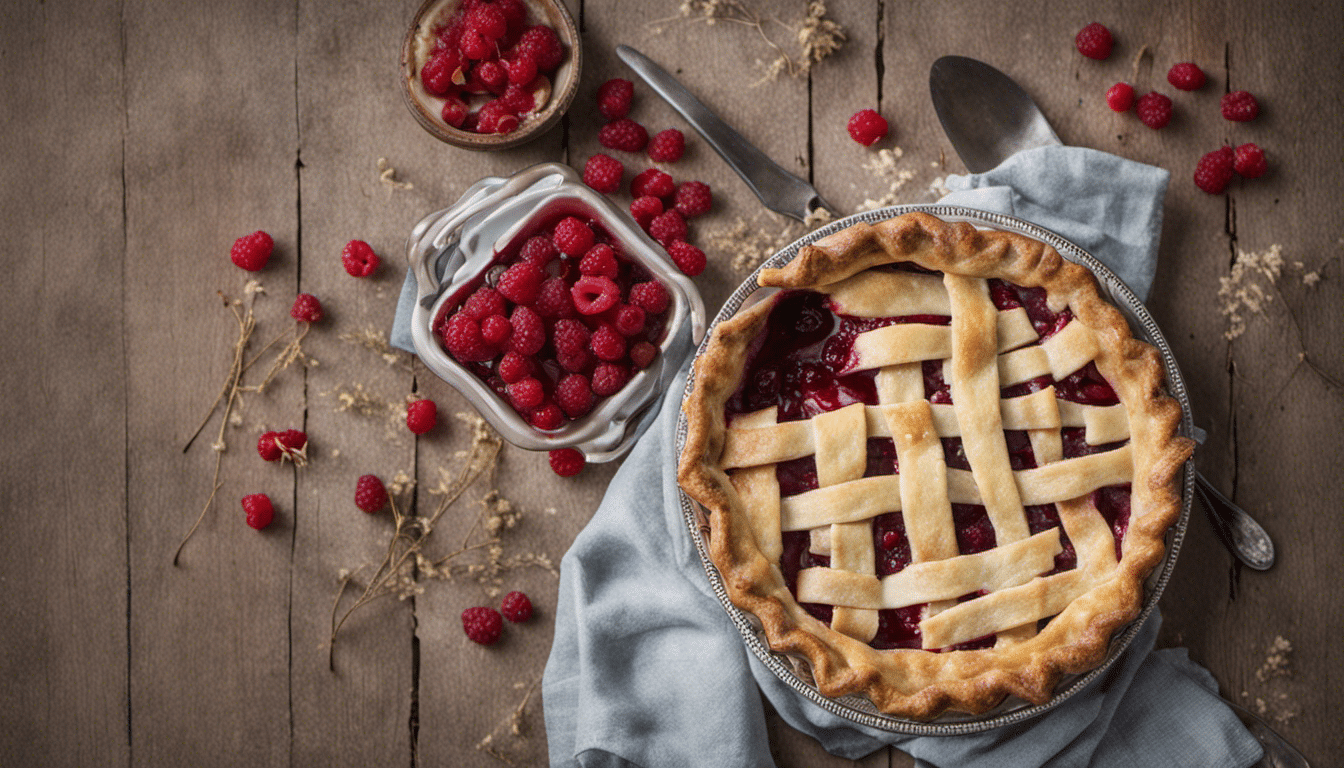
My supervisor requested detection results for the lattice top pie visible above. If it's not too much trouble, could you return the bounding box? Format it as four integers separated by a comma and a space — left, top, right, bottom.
678, 213, 1194, 719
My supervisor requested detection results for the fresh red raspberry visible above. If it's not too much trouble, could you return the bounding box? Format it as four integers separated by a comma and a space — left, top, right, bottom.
490, 0, 528, 31
231, 231, 274, 271
1074, 22, 1113, 60
291, 293, 324, 322
354, 474, 389, 513
257, 431, 283, 461
441, 96, 470, 128
629, 340, 657, 369
666, 240, 706, 276
520, 234, 558, 267
1167, 62, 1206, 91
515, 25, 565, 72
406, 399, 438, 435
599, 118, 649, 153
476, 100, 520, 134
497, 350, 532, 383
507, 377, 545, 410
846, 109, 889, 146
548, 447, 586, 477
578, 244, 619, 278
441, 312, 497, 362
502, 54, 538, 86
628, 281, 670, 315
496, 260, 545, 305
647, 129, 685, 163
630, 168, 676, 199
276, 429, 307, 458
458, 28, 494, 61
340, 240, 380, 277
552, 216, 595, 256
466, 4, 508, 40
461, 606, 504, 645
530, 402, 565, 430
1221, 90, 1259, 122
241, 494, 275, 530
647, 210, 687, 246
1233, 143, 1267, 179
552, 318, 590, 357
1193, 146, 1235, 194
597, 78, 635, 120
570, 276, 621, 315
582, 153, 624, 193
500, 590, 533, 622
1135, 92, 1173, 129
475, 60, 508, 90
629, 195, 664, 229
533, 276, 576, 318
480, 313, 513, 346
498, 83, 536, 115
672, 181, 713, 218
420, 51, 460, 96
463, 286, 508, 320
555, 374, 594, 417
506, 305, 546, 355
1105, 82, 1135, 112
556, 347, 591, 374
613, 304, 646, 336
590, 325, 626, 362
591, 362, 630, 396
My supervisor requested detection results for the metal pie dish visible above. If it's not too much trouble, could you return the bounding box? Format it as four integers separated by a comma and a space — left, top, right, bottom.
674, 204, 1195, 734
409, 162, 706, 462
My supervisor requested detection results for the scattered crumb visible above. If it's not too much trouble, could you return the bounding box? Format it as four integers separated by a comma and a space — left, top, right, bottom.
1255, 635, 1292, 682
857, 147, 917, 211
377, 157, 413, 193
340, 327, 411, 369
707, 216, 803, 274
669, 0, 845, 80
1217, 244, 1285, 340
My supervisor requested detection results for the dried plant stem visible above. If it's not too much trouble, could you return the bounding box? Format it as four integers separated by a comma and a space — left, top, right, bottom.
477, 677, 541, 763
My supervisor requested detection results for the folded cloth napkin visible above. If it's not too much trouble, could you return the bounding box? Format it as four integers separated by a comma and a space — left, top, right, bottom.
390, 146, 1263, 768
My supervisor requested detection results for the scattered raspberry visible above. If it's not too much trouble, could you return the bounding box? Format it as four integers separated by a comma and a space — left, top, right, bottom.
555, 374, 594, 417
628, 281, 670, 314
672, 181, 713, 218
1105, 82, 1135, 112
291, 293, 323, 322
462, 286, 509, 320
1135, 92, 1173, 129
578, 244, 619, 278
506, 305, 546, 355
582, 153, 624, 193
354, 474, 389, 513
647, 210, 687, 246
666, 240, 706, 276
257, 431, 283, 461
591, 362, 630, 396
647, 129, 685, 163
241, 494, 275, 530
629, 340, 657, 369
340, 240, 380, 277
1167, 62, 1206, 91
515, 25, 564, 72
597, 78, 634, 120
275, 429, 307, 458
519, 235, 558, 267
1221, 90, 1259, 122
530, 402, 565, 430
479, 313, 513, 346
231, 231, 274, 271
500, 591, 533, 622
1074, 22, 1113, 60
589, 325, 626, 362
1193, 146, 1235, 194
441, 312, 497, 362
630, 168, 676, 199
1233, 143, 1267, 179
497, 350, 533, 383
548, 447, 586, 477
496, 260, 545, 305
629, 195, 664, 229
533, 276, 576, 318
552, 216, 595, 256
406, 399, 438, 435
507, 377, 545, 410
613, 304, 646, 336
599, 118, 649, 152
846, 109, 888, 146
461, 606, 504, 645
570, 276, 621, 315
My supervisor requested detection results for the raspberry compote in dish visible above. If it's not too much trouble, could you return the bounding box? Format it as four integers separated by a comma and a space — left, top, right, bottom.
677, 212, 1194, 719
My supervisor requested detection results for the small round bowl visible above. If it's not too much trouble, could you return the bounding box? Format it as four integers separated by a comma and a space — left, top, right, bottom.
399, 0, 582, 151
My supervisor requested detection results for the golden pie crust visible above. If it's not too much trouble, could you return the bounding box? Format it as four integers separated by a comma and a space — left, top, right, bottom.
678, 212, 1195, 719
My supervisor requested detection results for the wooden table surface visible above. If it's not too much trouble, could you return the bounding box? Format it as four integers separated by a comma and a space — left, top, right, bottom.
3, 0, 1340, 765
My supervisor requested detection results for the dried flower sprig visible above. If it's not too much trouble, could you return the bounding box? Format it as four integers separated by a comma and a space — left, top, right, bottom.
666, 0, 846, 80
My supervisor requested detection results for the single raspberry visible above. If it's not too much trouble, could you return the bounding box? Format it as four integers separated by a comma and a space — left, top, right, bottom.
507, 377, 545, 410
497, 350, 533, 383
1105, 82, 1135, 112
556, 347, 591, 374
500, 590, 533, 622
496, 260, 545, 305
647, 129, 685, 163
461, 606, 504, 645
591, 362, 630, 397
628, 281, 670, 314
1233, 143, 1267, 179
629, 340, 657, 369
1074, 22, 1113, 60
458, 28, 494, 61
489, 0, 528, 31
597, 78, 635, 120
502, 54, 537, 86
846, 109, 889, 146
1135, 92, 1173, 129
257, 431, 283, 461
533, 277, 576, 318
441, 312, 497, 362
466, 4, 508, 41
579, 244, 619, 278
667, 240, 706, 276
462, 286, 508, 320
613, 304, 646, 336
354, 474, 389, 513
548, 447, 586, 477
340, 240, 380, 277
630, 168, 676, 199
1167, 62, 1206, 91
230, 231, 274, 271
555, 374, 594, 417
506, 305, 546, 355
276, 429, 307, 457
475, 60, 508, 90
515, 25, 565, 72
1193, 146, 1235, 194
552, 216, 595, 256
599, 118, 649, 153
519, 234, 558, 266
406, 399, 438, 435
590, 325, 626, 362
1221, 90, 1259, 122
552, 318, 590, 356
570, 276, 621, 315
480, 313, 513, 346
241, 494, 275, 530
420, 51, 460, 96
629, 195, 664, 229
441, 96, 470, 128
647, 210, 687, 246
530, 402, 565, 430
672, 181, 713, 218
498, 83, 536, 115
582, 153, 624, 193
291, 293, 324, 322
476, 99, 520, 134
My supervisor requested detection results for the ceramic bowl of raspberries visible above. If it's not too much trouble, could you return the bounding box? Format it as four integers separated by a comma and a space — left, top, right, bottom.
407, 163, 706, 461
400, 0, 581, 150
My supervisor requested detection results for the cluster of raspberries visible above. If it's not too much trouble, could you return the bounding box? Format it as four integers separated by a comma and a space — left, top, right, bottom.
461, 591, 534, 645
1076, 23, 1269, 194
418, 0, 566, 134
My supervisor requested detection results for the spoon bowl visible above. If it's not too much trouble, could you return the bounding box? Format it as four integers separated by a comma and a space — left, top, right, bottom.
929, 55, 1061, 172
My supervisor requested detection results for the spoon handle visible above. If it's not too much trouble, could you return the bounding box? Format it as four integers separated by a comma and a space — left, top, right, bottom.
1194, 471, 1276, 571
